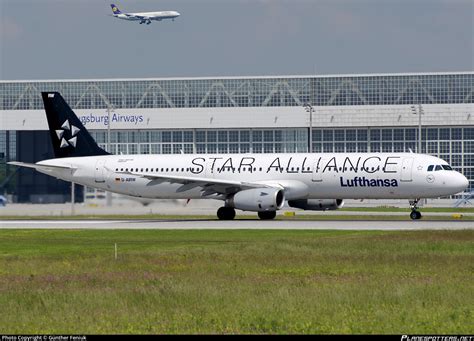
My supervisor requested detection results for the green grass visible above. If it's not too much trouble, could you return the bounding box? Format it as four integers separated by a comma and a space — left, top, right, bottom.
0, 229, 473, 334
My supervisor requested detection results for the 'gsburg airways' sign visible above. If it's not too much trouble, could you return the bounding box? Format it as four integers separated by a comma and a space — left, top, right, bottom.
79, 113, 144, 127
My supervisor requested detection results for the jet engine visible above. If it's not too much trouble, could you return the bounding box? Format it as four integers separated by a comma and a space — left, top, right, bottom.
288, 199, 344, 211
229, 188, 285, 212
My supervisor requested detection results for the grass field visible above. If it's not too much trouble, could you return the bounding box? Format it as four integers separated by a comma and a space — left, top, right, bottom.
0, 229, 473, 334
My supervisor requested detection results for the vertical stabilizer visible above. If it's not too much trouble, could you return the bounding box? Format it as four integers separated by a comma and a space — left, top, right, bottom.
42, 92, 110, 158
110, 4, 122, 14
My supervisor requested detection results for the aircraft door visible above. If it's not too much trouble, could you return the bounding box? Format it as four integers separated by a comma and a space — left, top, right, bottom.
312, 157, 326, 182
400, 157, 414, 182
94, 159, 107, 183
205, 158, 217, 179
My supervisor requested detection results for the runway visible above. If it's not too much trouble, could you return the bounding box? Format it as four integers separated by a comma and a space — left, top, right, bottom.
1, 219, 473, 230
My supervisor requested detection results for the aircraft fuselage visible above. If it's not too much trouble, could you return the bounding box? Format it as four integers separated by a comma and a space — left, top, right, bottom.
36, 152, 468, 201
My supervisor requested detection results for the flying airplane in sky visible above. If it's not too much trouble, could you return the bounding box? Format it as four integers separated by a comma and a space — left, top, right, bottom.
9, 93, 469, 220
110, 4, 180, 25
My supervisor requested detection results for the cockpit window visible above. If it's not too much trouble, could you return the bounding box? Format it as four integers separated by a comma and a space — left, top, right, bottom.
428, 164, 453, 171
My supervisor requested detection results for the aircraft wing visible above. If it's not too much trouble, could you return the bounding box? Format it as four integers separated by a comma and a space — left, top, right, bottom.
116, 170, 275, 196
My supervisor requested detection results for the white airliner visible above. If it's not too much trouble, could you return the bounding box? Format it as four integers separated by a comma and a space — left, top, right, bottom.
9, 93, 469, 220
110, 4, 180, 25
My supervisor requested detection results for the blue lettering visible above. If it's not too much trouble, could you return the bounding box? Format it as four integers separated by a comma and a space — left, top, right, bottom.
339, 177, 399, 187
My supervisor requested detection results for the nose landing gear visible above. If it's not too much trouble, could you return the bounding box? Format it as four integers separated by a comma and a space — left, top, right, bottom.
409, 199, 422, 220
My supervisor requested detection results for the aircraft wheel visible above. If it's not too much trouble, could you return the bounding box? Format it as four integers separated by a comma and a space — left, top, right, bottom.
258, 211, 276, 220
410, 211, 422, 220
217, 207, 235, 220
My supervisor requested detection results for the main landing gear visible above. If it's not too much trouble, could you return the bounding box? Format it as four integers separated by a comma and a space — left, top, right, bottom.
217, 207, 236, 220
216, 207, 277, 220
258, 211, 276, 220
409, 199, 422, 220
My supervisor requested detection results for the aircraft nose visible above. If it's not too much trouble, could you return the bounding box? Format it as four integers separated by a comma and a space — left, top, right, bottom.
454, 172, 469, 192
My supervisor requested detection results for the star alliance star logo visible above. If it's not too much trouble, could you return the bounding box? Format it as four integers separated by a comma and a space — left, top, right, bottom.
56, 119, 80, 149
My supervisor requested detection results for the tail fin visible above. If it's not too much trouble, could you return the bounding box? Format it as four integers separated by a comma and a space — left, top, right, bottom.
42, 92, 110, 158
110, 4, 122, 14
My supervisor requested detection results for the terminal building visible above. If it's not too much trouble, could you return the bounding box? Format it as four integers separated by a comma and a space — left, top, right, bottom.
1, 72, 473, 203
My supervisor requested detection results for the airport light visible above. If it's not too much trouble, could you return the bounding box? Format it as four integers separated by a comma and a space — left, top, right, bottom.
304, 104, 314, 153
411, 104, 424, 153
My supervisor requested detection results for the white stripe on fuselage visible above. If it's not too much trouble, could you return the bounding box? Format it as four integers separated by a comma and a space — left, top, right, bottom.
35, 153, 468, 201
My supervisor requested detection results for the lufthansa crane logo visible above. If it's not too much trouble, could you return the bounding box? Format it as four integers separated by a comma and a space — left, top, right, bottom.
56, 119, 80, 149
112, 6, 118, 11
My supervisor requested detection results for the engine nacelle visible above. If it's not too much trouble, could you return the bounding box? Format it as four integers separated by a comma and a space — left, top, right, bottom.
288, 199, 344, 211
229, 188, 285, 212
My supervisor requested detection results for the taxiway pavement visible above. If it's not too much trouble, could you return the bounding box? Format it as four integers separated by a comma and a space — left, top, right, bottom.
1, 219, 473, 230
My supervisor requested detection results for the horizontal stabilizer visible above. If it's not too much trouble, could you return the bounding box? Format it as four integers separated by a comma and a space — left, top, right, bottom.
8, 161, 74, 171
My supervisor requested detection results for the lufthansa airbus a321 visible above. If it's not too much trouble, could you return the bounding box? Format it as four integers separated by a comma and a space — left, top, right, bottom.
110, 4, 180, 25
9, 93, 469, 220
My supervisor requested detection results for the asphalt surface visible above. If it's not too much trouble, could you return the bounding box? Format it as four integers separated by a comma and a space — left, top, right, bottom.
1, 219, 473, 230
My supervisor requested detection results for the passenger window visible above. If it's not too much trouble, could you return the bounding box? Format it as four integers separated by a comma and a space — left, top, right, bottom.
435, 165, 442, 171
427, 165, 434, 172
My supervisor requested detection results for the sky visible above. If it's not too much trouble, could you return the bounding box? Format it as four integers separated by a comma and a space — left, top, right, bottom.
0, 0, 473, 80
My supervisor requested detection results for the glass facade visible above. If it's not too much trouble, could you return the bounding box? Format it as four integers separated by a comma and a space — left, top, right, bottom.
1, 72, 473, 110
0, 131, 16, 161
90, 129, 309, 155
